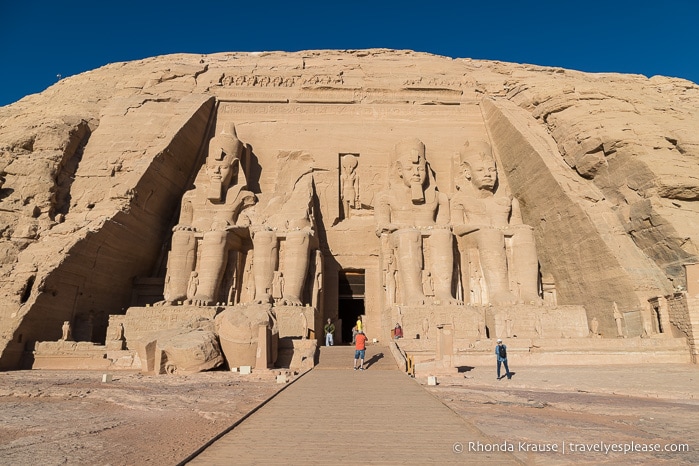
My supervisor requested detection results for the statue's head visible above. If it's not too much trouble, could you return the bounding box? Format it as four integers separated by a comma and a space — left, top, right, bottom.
205, 123, 244, 201
460, 140, 497, 192
394, 138, 427, 203
341, 154, 358, 173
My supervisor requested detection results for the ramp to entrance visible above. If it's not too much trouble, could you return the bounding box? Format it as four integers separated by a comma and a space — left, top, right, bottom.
186, 345, 517, 464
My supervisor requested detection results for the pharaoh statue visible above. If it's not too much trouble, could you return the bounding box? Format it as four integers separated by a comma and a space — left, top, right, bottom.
240, 151, 317, 306
340, 154, 360, 219
162, 124, 256, 305
451, 140, 539, 305
375, 138, 460, 306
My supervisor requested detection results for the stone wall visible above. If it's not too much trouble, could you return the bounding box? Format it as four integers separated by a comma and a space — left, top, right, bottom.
667, 294, 699, 362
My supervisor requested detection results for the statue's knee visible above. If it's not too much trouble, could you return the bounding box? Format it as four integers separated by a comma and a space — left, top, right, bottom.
253, 230, 276, 247
393, 228, 421, 246
286, 230, 310, 246
172, 230, 194, 247
203, 230, 227, 245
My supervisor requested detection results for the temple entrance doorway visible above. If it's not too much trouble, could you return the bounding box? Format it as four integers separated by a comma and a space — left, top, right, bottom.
338, 270, 365, 344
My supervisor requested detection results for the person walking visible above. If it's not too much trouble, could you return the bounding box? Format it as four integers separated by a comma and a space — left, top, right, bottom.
324, 318, 335, 346
354, 330, 368, 371
495, 338, 511, 380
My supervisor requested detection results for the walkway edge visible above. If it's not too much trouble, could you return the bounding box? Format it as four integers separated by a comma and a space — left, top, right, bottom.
414, 376, 526, 465
176, 367, 314, 466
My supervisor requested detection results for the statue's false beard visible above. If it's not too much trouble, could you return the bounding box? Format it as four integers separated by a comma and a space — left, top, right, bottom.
207, 181, 223, 202
411, 181, 425, 204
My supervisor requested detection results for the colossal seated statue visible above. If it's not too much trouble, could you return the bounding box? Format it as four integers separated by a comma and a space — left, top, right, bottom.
239, 150, 317, 306
162, 124, 255, 306
451, 140, 540, 305
375, 138, 459, 306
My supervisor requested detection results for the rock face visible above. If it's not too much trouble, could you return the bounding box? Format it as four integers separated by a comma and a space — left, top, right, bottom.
1, 49, 698, 369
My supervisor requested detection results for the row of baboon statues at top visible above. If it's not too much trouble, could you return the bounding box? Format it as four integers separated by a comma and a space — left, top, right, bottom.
161, 124, 540, 308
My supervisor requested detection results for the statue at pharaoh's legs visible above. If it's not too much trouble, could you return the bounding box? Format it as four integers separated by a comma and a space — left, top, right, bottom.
376, 138, 460, 306
451, 140, 539, 305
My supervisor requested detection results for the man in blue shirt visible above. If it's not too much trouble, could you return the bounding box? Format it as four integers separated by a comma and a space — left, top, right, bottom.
495, 339, 511, 380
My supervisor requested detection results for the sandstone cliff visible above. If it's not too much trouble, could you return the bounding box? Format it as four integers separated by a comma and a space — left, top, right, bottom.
0, 49, 697, 368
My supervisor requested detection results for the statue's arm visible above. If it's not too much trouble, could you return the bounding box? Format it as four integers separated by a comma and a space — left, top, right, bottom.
450, 196, 479, 236
435, 192, 451, 226
375, 192, 396, 236
173, 194, 195, 231
510, 197, 524, 225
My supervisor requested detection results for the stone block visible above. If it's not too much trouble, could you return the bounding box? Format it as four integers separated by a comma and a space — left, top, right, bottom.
427, 376, 437, 386
240, 365, 252, 374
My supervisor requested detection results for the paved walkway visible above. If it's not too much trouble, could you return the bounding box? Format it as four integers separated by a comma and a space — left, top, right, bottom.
187, 345, 518, 464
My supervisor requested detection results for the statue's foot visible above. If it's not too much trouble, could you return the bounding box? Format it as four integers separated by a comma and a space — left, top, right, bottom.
153, 300, 174, 306
434, 295, 463, 306
490, 291, 517, 305
191, 296, 213, 306
280, 295, 303, 306
406, 296, 428, 306
254, 293, 273, 305
521, 294, 545, 306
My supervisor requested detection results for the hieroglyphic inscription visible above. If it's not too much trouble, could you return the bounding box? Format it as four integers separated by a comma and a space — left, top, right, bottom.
120, 306, 218, 342
215, 88, 472, 106
220, 74, 344, 88
220, 102, 473, 117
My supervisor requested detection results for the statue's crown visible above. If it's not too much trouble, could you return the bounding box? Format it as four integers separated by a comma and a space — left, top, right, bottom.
394, 138, 425, 164
210, 123, 243, 161
460, 140, 493, 165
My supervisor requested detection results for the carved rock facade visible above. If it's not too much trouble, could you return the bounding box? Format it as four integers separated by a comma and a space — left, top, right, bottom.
1, 49, 698, 369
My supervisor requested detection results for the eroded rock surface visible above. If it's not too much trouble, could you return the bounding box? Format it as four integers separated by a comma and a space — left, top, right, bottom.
1, 49, 698, 368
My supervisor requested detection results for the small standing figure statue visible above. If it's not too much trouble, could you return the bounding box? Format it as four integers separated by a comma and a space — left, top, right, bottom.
272, 271, 284, 302
186, 271, 199, 302
61, 321, 72, 341
613, 302, 625, 338
504, 312, 514, 338
477, 312, 486, 340
534, 313, 543, 338
114, 322, 125, 341
422, 314, 431, 339
340, 154, 360, 219
590, 317, 599, 338
422, 271, 435, 297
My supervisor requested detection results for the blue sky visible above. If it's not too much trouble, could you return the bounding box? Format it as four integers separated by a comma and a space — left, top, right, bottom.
1, 1, 697, 107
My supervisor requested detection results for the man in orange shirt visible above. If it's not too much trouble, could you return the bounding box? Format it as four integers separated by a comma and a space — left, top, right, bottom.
354, 330, 368, 371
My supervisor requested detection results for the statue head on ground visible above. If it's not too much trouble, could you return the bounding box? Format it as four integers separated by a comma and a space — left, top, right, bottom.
459, 140, 498, 193
394, 138, 427, 203
206, 123, 244, 202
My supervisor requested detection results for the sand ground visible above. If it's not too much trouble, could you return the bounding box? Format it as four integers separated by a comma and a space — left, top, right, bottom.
0, 363, 697, 465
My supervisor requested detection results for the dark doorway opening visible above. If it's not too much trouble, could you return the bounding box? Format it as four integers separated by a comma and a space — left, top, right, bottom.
338, 270, 365, 344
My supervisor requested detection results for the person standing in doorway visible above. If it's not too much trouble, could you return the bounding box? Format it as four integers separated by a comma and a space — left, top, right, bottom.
324, 318, 335, 346
495, 339, 511, 380
356, 316, 363, 333
351, 325, 358, 344
354, 330, 368, 371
